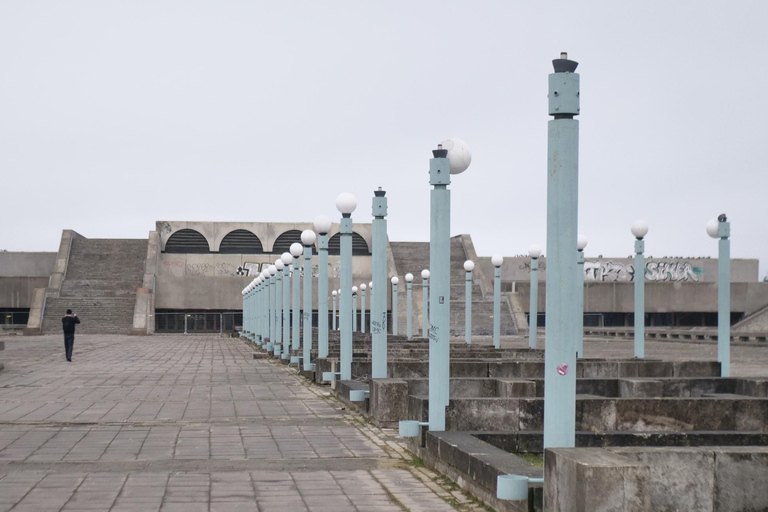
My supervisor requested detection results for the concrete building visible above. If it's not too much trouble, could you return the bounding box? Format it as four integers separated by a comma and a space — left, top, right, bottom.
1, 220, 767, 336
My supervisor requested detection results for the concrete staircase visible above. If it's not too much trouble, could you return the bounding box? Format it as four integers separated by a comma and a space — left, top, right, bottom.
390, 237, 517, 336
41, 238, 147, 335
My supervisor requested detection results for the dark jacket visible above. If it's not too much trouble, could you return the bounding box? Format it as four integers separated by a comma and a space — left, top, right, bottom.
62, 316, 80, 334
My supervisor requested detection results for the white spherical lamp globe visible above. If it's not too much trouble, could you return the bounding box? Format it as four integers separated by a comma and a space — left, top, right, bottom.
368, 281, 373, 288
314, 215, 332, 235
491, 255, 503, 267
360, 283, 367, 290
268, 265, 277, 276
280, 252, 292, 265
261, 269, 269, 279
290, 242, 303, 258
301, 229, 316, 246
275, 259, 284, 271
391, 276, 399, 285
706, 218, 720, 239
421, 269, 430, 280
352, 286, 358, 293
440, 138, 472, 175
332, 290, 337, 296
405, 273, 414, 282
577, 235, 588, 251
631, 220, 649, 239
464, 260, 475, 272
335, 193, 357, 215
529, 244, 542, 259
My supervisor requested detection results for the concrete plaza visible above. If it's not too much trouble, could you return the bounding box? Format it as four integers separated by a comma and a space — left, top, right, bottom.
0, 335, 471, 512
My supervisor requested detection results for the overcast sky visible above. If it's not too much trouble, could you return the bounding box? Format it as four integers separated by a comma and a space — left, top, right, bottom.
2, 2, 766, 279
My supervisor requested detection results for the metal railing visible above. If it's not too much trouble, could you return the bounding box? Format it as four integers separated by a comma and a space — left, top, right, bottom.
154, 312, 242, 334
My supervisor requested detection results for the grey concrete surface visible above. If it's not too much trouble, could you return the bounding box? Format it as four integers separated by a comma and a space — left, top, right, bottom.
0, 335, 472, 512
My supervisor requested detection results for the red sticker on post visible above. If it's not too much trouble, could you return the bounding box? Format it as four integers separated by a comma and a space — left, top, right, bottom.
557, 364, 569, 376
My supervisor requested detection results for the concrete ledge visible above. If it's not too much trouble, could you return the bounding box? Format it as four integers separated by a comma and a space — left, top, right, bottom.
335, 380, 369, 413
370, 378, 408, 427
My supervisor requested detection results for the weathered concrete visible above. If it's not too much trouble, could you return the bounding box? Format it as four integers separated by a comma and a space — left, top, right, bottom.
370, 378, 409, 427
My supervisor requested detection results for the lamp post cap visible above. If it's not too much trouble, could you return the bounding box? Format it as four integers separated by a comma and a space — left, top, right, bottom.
706, 218, 720, 238
464, 260, 475, 272
577, 235, 588, 251
405, 273, 414, 282
374, 187, 386, 197
301, 229, 317, 246
631, 220, 649, 239
313, 215, 332, 235
335, 193, 357, 215
391, 276, 399, 285
289, 242, 303, 257
439, 138, 472, 174
552, 53, 579, 73
528, 244, 542, 258
280, 252, 293, 265
421, 269, 430, 279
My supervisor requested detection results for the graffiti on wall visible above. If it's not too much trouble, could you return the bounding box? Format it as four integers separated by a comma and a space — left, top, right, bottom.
186, 263, 214, 276
584, 260, 702, 282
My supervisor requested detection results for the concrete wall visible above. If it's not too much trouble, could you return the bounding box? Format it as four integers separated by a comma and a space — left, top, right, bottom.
156, 220, 373, 254
0, 252, 56, 308
515, 281, 768, 315
479, 256, 759, 284
155, 254, 381, 310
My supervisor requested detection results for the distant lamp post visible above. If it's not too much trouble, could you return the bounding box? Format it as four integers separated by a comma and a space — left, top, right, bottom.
301, 229, 316, 371
336, 192, 357, 381
360, 283, 367, 334
405, 273, 414, 339
631, 221, 649, 359
315, 215, 332, 359
332, 290, 338, 331
274, 258, 285, 358
576, 235, 588, 358
528, 245, 542, 349
390, 277, 399, 335
280, 252, 293, 359
268, 265, 277, 353
352, 286, 358, 332
463, 260, 474, 345
290, 242, 303, 352
708, 215, 731, 377
491, 255, 504, 349
421, 269, 430, 338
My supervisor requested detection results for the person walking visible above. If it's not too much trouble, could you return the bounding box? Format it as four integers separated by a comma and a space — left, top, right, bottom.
62, 309, 80, 362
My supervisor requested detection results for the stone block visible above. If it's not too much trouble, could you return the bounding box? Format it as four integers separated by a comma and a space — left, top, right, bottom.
496, 378, 537, 398
446, 398, 519, 431
489, 361, 544, 379
579, 398, 617, 432
370, 378, 408, 427
576, 378, 618, 397
518, 399, 544, 431
673, 360, 721, 377
579, 360, 619, 379
736, 378, 768, 397
618, 378, 663, 398
545, 447, 650, 511
610, 447, 714, 512
713, 446, 768, 511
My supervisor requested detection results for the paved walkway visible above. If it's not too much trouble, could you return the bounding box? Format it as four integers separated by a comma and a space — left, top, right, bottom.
0, 335, 471, 512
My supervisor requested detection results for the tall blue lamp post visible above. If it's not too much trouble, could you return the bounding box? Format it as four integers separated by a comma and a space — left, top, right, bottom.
301, 229, 316, 371
371, 187, 389, 378
631, 221, 648, 359
274, 258, 284, 358
528, 245, 542, 349
390, 277, 399, 335
268, 265, 277, 352
708, 215, 731, 377
260, 272, 269, 345
336, 193, 357, 381
428, 138, 471, 432
315, 216, 332, 359
290, 243, 303, 352
463, 260, 474, 345
543, 53, 580, 450
421, 269, 430, 338
492, 255, 503, 349
405, 273, 414, 339
359, 283, 367, 334
280, 252, 292, 359
576, 235, 587, 358
331, 290, 338, 331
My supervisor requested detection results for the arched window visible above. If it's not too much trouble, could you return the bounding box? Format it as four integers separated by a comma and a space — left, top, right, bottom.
219, 230, 264, 254
164, 229, 210, 253
272, 229, 317, 255
328, 232, 370, 255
